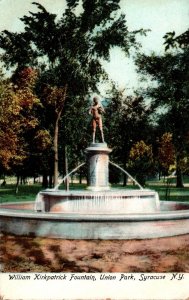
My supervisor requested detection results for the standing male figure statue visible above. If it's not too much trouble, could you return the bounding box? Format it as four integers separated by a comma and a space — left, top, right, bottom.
89, 96, 105, 143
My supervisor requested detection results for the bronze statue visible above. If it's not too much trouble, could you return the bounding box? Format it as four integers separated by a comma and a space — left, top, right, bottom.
89, 96, 105, 143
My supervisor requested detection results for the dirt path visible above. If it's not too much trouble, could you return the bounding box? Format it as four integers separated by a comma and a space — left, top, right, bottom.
1, 233, 189, 272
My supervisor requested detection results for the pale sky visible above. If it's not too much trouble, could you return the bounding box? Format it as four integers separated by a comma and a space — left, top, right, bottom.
0, 0, 188, 94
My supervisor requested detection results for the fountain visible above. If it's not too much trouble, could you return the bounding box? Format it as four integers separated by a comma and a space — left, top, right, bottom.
34, 142, 160, 214
0, 97, 189, 239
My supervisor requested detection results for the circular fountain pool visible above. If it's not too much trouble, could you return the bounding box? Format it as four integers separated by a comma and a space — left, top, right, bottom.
0, 196, 189, 240
1, 143, 189, 239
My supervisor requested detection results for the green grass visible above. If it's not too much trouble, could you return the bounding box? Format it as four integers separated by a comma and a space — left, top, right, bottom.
0, 184, 42, 203
147, 185, 189, 201
145, 177, 189, 201
0, 179, 189, 203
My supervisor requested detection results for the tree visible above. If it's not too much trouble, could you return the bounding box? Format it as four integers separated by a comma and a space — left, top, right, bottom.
0, 72, 22, 172
0, 1, 147, 92
163, 29, 189, 50
157, 132, 175, 177
135, 37, 189, 187
0, 67, 43, 187
104, 85, 153, 185
42, 84, 67, 186
12, 67, 46, 189
128, 140, 153, 186
0, 1, 147, 184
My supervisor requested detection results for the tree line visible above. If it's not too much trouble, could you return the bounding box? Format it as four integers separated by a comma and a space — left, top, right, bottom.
0, 1, 188, 188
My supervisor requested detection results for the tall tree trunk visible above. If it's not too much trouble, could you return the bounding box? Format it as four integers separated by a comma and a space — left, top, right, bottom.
53, 116, 59, 187
123, 174, 127, 186
15, 175, 20, 194
122, 161, 127, 186
79, 171, 82, 184
176, 167, 183, 187
176, 154, 184, 188
65, 145, 69, 191
49, 174, 53, 188
42, 173, 48, 188
53, 84, 68, 187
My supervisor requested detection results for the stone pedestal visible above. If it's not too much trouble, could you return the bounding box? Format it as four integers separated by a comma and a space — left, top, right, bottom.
86, 143, 112, 191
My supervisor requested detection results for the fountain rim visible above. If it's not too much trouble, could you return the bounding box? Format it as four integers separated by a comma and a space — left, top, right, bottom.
1, 200, 189, 221
38, 187, 156, 195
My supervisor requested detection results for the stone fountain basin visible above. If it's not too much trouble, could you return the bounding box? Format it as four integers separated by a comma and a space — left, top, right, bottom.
0, 199, 189, 239
34, 189, 160, 213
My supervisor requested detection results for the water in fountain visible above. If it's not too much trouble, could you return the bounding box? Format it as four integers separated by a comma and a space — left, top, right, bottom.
54, 162, 85, 190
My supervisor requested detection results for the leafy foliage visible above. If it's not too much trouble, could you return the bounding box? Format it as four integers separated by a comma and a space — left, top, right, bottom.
135, 29, 189, 187
0, 68, 40, 173
128, 140, 153, 185
0, 1, 147, 91
0, 1, 147, 182
0, 81, 22, 170
157, 132, 175, 174
164, 29, 189, 50
105, 86, 152, 161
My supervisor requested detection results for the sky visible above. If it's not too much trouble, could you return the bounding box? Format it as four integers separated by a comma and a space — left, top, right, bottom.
0, 0, 188, 95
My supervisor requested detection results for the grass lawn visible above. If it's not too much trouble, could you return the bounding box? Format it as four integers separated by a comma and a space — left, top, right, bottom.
146, 176, 189, 202
0, 184, 42, 203
0, 177, 189, 203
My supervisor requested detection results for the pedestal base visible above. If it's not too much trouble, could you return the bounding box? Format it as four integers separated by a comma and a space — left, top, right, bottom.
86, 143, 112, 191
